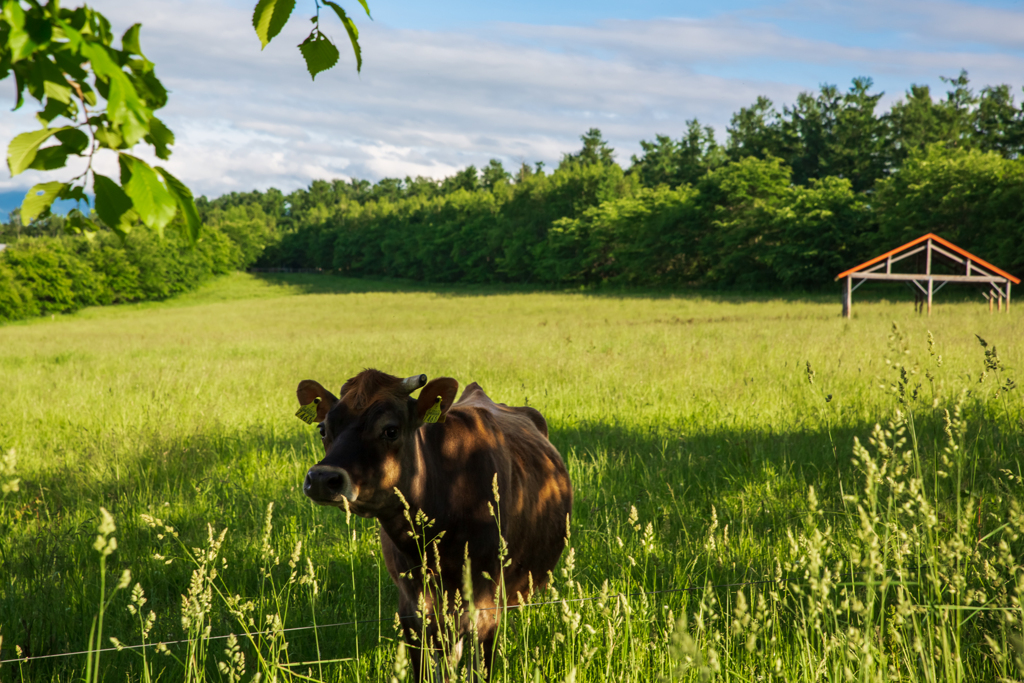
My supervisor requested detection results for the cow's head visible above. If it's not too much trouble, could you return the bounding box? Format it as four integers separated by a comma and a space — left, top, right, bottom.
298, 370, 459, 516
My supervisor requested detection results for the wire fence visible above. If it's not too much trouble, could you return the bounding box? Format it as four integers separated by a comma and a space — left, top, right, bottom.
0, 577, 781, 666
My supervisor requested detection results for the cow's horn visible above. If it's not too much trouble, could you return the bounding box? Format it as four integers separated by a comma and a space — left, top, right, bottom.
401, 374, 428, 394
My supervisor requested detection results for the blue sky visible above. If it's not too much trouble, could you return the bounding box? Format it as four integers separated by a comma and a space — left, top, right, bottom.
223, 0, 792, 29
2, 0, 1023, 211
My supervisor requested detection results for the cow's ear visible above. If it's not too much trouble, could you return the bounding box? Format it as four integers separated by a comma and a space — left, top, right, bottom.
416, 378, 459, 424
296, 380, 337, 423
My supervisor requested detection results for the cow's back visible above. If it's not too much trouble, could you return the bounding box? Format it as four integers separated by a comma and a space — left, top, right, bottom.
446, 382, 573, 602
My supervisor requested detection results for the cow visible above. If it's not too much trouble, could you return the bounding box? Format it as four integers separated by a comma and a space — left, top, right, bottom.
296, 370, 573, 680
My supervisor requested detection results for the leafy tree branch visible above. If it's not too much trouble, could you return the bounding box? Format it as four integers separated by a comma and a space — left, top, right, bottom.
1, 0, 370, 242
1, 0, 199, 240
253, 0, 371, 80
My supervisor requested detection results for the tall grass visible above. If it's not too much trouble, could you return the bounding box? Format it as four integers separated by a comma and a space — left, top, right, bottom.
0, 273, 1022, 681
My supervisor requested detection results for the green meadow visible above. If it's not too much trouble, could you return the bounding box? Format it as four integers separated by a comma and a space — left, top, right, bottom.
1, 272, 1022, 682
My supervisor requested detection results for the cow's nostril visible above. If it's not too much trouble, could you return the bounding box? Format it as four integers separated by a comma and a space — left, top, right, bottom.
304, 466, 353, 502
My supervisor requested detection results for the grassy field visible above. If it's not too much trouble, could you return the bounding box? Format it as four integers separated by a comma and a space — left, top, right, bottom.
1, 272, 1022, 682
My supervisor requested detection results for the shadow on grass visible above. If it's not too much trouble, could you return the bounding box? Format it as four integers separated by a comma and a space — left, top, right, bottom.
250, 272, 1001, 309
2, 403, 1016, 680
249, 272, 554, 298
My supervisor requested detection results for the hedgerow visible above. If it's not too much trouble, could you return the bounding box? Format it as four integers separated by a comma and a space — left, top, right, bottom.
0, 211, 273, 323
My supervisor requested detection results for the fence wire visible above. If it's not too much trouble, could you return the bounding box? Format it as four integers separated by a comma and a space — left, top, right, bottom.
0, 578, 780, 666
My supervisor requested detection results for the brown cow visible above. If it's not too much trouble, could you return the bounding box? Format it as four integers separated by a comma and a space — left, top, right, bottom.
297, 370, 573, 680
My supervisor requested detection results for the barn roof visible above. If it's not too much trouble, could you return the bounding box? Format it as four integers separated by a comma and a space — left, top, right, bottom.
835, 233, 1020, 284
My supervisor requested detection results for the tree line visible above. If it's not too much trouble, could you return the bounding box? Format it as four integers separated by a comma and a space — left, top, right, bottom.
2, 71, 1023, 322
245, 72, 1024, 288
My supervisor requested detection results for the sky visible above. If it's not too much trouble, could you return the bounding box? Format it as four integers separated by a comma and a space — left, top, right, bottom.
2, 0, 1024, 206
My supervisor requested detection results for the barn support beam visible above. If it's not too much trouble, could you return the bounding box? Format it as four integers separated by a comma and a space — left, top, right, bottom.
851, 273, 1005, 283
984, 285, 1014, 313
888, 245, 926, 266
843, 276, 852, 318
930, 243, 968, 267
927, 278, 933, 316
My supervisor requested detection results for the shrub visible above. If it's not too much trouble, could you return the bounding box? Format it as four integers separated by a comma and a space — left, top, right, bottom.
77, 234, 143, 304
0, 217, 262, 324
0, 258, 36, 321
3, 238, 104, 314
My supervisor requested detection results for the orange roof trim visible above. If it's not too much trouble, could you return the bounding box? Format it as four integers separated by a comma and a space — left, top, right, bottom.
835, 233, 1020, 284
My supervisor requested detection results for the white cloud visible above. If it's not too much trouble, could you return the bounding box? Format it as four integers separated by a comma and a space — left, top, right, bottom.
770, 0, 1024, 52
0, 0, 1021, 199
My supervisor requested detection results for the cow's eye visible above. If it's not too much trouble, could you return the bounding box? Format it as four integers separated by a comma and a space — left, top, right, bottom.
382, 426, 399, 441
318, 423, 326, 438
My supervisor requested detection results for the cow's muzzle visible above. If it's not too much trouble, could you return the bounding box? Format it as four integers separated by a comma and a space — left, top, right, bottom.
304, 465, 356, 504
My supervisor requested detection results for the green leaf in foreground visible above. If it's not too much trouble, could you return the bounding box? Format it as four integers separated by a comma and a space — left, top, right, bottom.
353, 0, 372, 18
3, 1, 37, 63
122, 155, 177, 237
122, 23, 143, 56
7, 127, 70, 176
93, 173, 136, 237
54, 128, 91, 154
252, 0, 296, 49
27, 145, 71, 171
156, 166, 201, 244
323, 1, 362, 71
20, 181, 66, 224
24, 129, 89, 172
145, 117, 175, 161
39, 59, 73, 105
298, 32, 340, 80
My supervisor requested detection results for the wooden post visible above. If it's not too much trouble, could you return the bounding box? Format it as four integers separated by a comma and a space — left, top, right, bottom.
927, 277, 933, 316
843, 276, 852, 318
988, 292, 994, 313
1008, 282, 1012, 313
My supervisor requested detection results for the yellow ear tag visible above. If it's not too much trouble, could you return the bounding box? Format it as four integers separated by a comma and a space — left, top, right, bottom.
295, 396, 321, 424
423, 395, 444, 424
